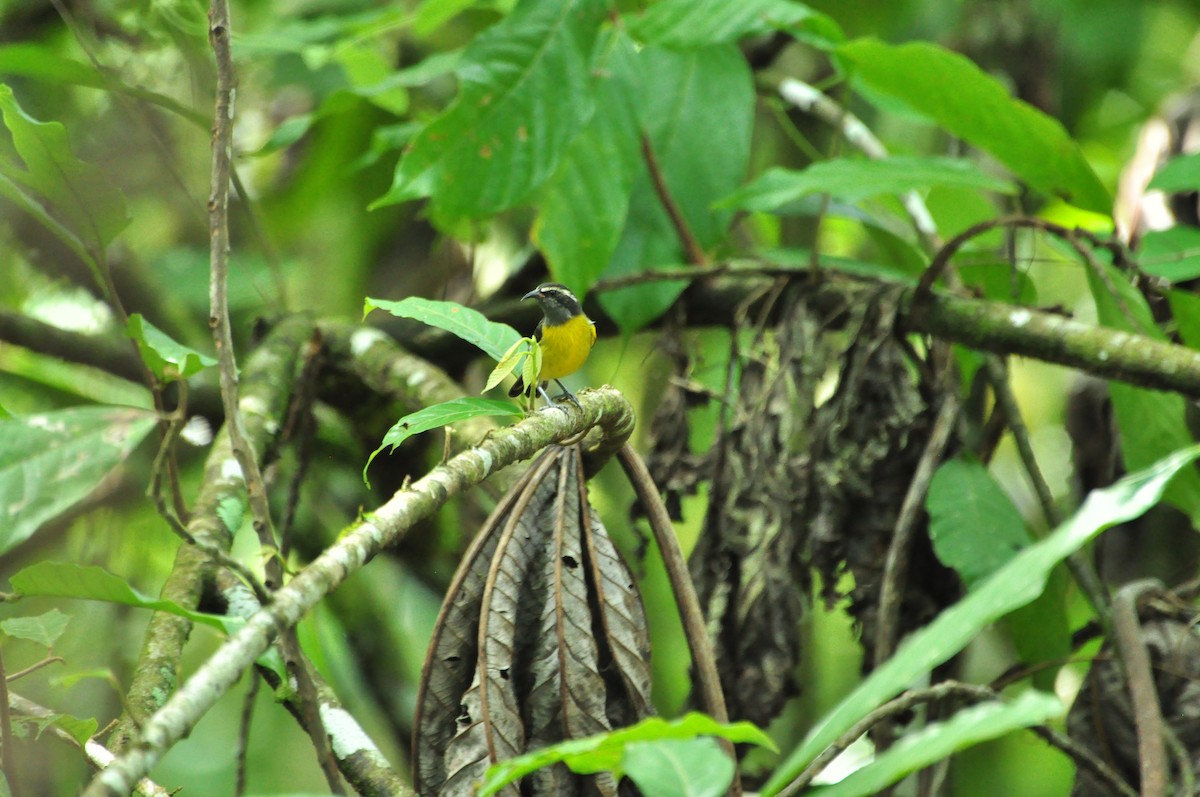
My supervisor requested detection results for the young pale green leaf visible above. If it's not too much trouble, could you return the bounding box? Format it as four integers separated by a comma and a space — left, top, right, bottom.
0, 84, 130, 251
25, 713, 100, 746
0, 407, 156, 554
627, 0, 828, 49
0, 609, 70, 648
363, 398, 523, 483
761, 444, 1200, 795
533, 30, 641, 298
1086, 262, 1200, 523
719, 157, 1016, 213
9, 562, 241, 635
808, 692, 1063, 797
1147, 152, 1200, 193
480, 713, 775, 797
1138, 227, 1200, 283
364, 296, 520, 361
927, 458, 1031, 587
521, 338, 542, 395
598, 44, 753, 332
374, 0, 608, 219
622, 737, 734, 797
484, 338, 530, 393
837, 39, 1109, 213
126, 313, 216, 381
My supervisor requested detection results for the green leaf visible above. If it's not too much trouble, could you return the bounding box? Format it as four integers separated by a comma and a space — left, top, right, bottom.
364, 296, 521, 361
927, 458, 1031, 587
598, 44, 753, 332
533, 31, 641, 298
0, 407, 156, 554
622, 737, 734, 797
9, 562, 241, 635
217, 496, 245, 535
808, 692, 1063, 797
719, 157, 1016, 213
126, 313, 216, 381
374, 0, 609, 219
0, 609, 70, 648
0, 84, 130, 252
628, 0, 825, 48
761, 444, 1200, 795
50, 713, 99, 746
363, 398, 524, 483
484, 338, 529, 393
1139, 227, 1200, 283
480, 713, 775, 796
1086, 262, 1200, 523
1168, 289, 1200, 351
1147, 152, 1200, 193
837, 39, 1109, 213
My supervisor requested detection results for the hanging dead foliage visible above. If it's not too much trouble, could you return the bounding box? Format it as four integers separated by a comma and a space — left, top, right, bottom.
413, 445, 653, 797
687, 282, 959, 727
1067, 599, 1200, 796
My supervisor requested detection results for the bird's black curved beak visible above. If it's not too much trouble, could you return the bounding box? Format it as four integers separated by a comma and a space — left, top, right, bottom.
521, 288, 540, 301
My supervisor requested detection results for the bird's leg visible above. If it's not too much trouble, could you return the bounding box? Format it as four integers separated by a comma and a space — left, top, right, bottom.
552, 379, 583, 409
537, 383, 558, 408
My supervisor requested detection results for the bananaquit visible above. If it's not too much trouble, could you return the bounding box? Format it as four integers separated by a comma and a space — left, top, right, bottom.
509, 283, 596, 405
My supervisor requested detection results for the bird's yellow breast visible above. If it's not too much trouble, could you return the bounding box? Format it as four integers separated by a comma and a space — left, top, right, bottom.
537, 313, 596, 381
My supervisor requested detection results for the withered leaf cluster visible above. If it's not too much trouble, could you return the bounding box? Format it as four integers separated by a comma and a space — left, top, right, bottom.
414, 445, 653, 797
656, 283, 959, 727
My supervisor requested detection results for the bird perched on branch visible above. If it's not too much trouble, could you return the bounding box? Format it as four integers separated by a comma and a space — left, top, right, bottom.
509, 283, 596, 406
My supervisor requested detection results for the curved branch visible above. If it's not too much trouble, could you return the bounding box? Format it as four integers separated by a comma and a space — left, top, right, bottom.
84, 387, 635, 797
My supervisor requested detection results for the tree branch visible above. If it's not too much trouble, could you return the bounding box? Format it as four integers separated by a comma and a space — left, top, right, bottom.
84, 387, 635, 797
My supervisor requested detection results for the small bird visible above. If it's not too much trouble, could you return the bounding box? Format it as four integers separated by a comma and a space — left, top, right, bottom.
509, 283, 596, 406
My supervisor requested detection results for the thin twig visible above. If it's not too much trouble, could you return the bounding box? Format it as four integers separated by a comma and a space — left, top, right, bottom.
1027, 725, 1139, 797
1111, 580, 1169, 797
641, 133, 709, 266
873, 385, 961, 669
0, 650, 21, 797
615, 442, 739, 796
234, 675, 258, 797
4, 656, 65, 683
983, 356, 1112, 630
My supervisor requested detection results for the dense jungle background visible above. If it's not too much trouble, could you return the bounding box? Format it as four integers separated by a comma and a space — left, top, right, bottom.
4, 0, 1200, 795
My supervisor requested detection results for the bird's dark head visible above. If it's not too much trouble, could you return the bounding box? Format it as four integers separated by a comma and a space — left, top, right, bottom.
522, 283, 582, 325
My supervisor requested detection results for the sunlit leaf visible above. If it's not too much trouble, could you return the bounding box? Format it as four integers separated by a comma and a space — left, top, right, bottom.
364, 296, 521, 360
1139, 227, 1200, 283
363, 398, 524, 484
762, 445, 1200, 794
628, 0, 828, 49
808, 692, 1063, 797
0, 407, 156, 554
9, 561, 241, 634
480, 713, 775, 796
719, 157, 1016, 213
622, 737, 734, 797
126, 313, 216, 381
837, 39, 1109, 213
0, 609, 70, 648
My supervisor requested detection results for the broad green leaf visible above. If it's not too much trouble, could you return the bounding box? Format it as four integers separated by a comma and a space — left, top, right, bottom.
957, 261, 1037, 305
364, 296, 521, 361
622, 737, 734, 797
0, 407, 156, 554
0, 609, 70, 648
480, 713, 775, 796
628, 0, 824, 48
1169, 289, 1200, 351
484, 338, 529, 393
533, 31, 641, 298
1139, 227, 1200, 283
927, 458, 1031, 587
761, 445, 1200, 795
598, 44, 753, 332
1086, 262, 1200, 523
363, 398, 524, 483
0, 84, 130, 252
50, 714, 99, 746
9, 562, 241, 635
808, 692, 1063, 797
927, 458, 1069, 689
126, 314, 216, 381
719, 157, 1016, 213
837, 39, 1109, 213
1147, 152, 1200, 193
374, 0, 608, 219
